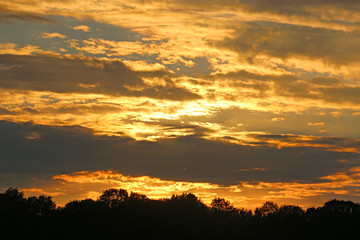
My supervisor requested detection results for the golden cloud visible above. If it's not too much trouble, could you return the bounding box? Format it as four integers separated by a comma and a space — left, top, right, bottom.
0, 43, 41, 55
72, 25, 90, 32
308, 122, 325, 126
21, 167, 360, 210
42, 32, 67, 39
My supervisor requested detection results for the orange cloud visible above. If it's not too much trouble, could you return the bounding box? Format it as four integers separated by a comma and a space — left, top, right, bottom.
243, 166, 360, 202
71, 38, 156, 56
72, 25, 90, 32
308, 122, 325, 126
44, 170, 239, 206
0, 43, 40, 55
19, 167, 360, 210
42, 32, 67, 39
271, 117, 285, 122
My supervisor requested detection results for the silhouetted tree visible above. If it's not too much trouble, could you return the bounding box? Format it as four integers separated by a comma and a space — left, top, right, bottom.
210, 197, 242, 222
64, 199, 104, 215
0, 188, 58, 239
26, 195, 56, 216
0, 187, 27, 216
254, 201, 279, 217
165, 193, 208, 232
4, 187, 25, 199
211, 197, 234, 212
277, 204, 305, 216
168, 192, 207, 211
129, 192, 148, 201
98, 188, 129, 207
322, 199, 360, 214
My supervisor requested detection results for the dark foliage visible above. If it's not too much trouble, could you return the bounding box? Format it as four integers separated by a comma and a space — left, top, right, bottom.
1, 188, 360, 239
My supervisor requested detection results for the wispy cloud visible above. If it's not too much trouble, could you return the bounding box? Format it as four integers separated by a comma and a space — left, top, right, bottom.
72, 25, 90, 32
42, 32, 67, 38
0, 43, 40, 55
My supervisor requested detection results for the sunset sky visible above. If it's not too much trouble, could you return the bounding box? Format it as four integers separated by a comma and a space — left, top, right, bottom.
1, 0, 360, 209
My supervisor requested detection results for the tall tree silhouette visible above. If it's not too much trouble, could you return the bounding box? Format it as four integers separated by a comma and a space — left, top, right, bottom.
211, 197, 234, 212
98, 188, 129, 207
254, 201, 279, 217
26, 195, 56, 216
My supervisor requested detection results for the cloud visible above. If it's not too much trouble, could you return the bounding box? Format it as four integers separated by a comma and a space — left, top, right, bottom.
215, 21, 360, 66
72, 25, 90, 32
0, 54, 200, 101
273, 78, 360, 106
0, 119, 358, 208
53, 170, 224, 199
308, 122, 325, 126
42, 32, 67, 38
19, 170, 248, 207
19, 166, 360, 209
206, 68, 360, 107
1, 120, 359, 187
0, 43, 41, 55
0, 107, 12, 114
0, 54, 139, 93
240, 0, 360, 11
0, 11, 55, 23
70, 38, 157, 56
271, 117, 285, 122
0, 0, 360, 207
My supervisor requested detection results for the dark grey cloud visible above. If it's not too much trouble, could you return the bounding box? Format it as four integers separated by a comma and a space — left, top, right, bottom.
0, 98, 126, 116
215, 21, 360, 65
162, 0, 360, 13
0, 54, 140, 92
39, 104, 124, 115
207, 69, 297, 82
204, 68, 360, 105
319, 86, 360, 104
0, 13, 55, 24
204, 69, 296, 97
1, 121, 358, 188
309, 77, 341, 86
273, 78, 360, 105
0, 107, 12, 114
243, 0, 360, 9
239, 0, 360, 17
0, 54, 200, 101
0, 8, 56, 24
254, 134, 360, 149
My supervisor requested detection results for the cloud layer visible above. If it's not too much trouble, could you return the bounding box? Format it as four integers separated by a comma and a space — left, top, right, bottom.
1, 0, 360, 208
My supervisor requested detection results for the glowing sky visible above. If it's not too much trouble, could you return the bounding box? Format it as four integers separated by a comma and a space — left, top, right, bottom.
1, 0, 360, 209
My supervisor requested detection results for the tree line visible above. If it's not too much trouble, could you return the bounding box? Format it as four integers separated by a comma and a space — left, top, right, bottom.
1, 187, 360, 239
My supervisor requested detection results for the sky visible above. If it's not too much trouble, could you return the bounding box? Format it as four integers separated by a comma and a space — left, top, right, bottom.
1, 0, 360, 209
